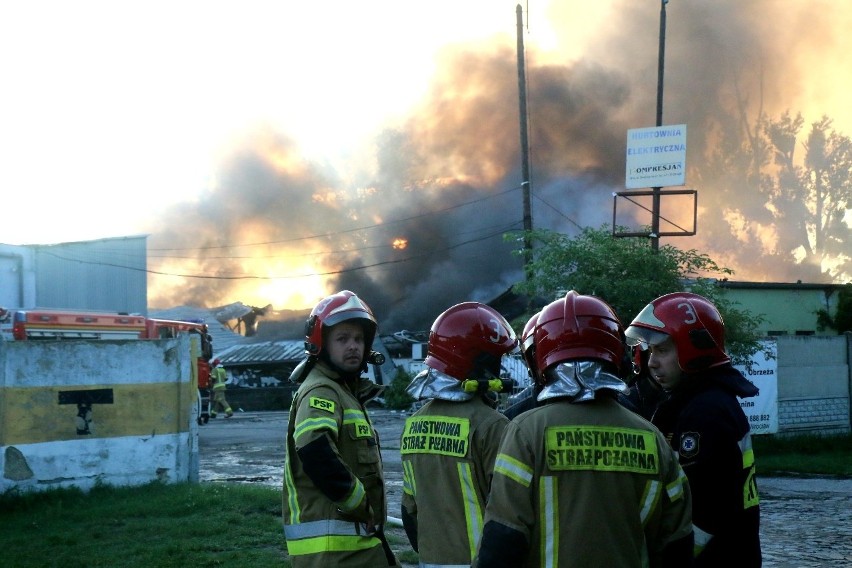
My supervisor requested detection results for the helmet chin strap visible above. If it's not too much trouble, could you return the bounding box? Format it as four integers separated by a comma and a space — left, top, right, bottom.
460, 377, 514, 394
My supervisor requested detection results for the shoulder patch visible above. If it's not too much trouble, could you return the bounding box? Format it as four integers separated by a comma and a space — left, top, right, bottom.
309, 397, 335, 413
679, 431, 700, 459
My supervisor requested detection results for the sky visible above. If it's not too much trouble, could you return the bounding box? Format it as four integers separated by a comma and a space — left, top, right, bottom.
1, 1, 550, 244
2, 1, 851, 329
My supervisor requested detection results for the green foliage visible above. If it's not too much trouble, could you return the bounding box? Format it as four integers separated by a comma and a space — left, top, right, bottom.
0, 439, 848, 566
0, 481, 417, 567
382, 367, 416, 410
508, 224, 765, 364
753, 433, 852, 477
510, 224, 733, 324
817, 282, 852, 333
0, 482, 288, 567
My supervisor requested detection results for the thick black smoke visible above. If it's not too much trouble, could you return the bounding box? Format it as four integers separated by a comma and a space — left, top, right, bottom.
147, 1, 846, 334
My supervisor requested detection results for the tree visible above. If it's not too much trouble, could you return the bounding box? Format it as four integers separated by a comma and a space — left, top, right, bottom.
817, 283, 852, 334
381, 367, 416, 410
695, 106, 852, 283
763, 113, 852, 280
509, 225, 765, 366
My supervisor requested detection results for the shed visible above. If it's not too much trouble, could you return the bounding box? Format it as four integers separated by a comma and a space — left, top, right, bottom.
216, 336, 400, 387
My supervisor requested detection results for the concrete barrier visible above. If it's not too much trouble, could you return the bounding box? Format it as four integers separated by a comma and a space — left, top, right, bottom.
1, 335, 199, 493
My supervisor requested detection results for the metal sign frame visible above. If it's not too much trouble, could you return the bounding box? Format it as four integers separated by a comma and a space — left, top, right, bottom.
611, 189, 697, 238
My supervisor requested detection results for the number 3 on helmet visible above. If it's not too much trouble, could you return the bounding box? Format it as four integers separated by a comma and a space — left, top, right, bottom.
625, 292, 729, 372
424, 302, 518, 382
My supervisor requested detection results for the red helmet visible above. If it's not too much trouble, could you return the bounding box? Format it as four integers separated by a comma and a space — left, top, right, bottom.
424, 302, 518, 381
304, 290, 378, 357
211, 358, 221, 366
521, 311, 540, 380
534, 290, 625, 385
625, 292, 729, 372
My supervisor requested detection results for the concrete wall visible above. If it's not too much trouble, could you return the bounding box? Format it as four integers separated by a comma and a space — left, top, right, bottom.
0, 335, 199, 493
776, 334, 851, 435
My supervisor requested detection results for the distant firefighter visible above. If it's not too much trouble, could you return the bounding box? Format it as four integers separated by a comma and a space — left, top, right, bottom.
209, 358, 233, 419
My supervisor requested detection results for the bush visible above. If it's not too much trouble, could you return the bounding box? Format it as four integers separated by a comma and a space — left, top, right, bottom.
382, 368, 416, 410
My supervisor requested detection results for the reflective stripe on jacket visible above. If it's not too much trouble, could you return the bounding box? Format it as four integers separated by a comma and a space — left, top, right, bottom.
401, 397, 509, 566
211, 366, 227, 390
651, 364, 762, 567
476, 396, 693, 567
283, 361, 397, 567
283, 518, 382, 556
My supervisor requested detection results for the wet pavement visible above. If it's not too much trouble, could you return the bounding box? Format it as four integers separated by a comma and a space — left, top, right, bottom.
199, 410, 852, 567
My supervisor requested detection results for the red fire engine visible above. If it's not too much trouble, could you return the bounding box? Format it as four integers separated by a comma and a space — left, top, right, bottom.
1, 307, 214, 423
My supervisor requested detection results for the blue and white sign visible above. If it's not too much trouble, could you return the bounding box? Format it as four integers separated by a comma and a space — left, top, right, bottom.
733, 339, 779, 435
625, 124, 687, 189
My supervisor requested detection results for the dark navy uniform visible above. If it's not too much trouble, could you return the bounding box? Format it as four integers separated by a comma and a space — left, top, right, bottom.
652, 364, 761, 567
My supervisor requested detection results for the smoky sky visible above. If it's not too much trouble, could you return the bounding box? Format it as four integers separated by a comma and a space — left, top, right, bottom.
147, 0, 847, 333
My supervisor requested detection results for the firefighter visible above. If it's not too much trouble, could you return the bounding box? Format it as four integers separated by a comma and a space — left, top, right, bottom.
400, 302, 517, 566
625, 292, 761, 566
209, 358, 233, 419
502, 311, 541, 420
474, 291, 694, 567
620, 347, 668, 420
282, 290, 399, 568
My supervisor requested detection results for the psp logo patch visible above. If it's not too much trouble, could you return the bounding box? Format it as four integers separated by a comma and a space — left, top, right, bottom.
679, 432, 700, 459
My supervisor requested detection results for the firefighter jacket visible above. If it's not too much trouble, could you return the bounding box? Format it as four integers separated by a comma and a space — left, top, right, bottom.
651, 363, 761, 567
283, 360, 399, 568
474, 396, 694, 568
211, 366, 227, 390
400, 396, 509, 567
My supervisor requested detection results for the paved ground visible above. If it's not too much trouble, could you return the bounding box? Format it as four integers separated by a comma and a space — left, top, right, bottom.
199, 410, 852, 567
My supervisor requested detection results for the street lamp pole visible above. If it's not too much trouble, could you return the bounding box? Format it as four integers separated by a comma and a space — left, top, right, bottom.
651, 0, 667, 251
516, 4, 533, 277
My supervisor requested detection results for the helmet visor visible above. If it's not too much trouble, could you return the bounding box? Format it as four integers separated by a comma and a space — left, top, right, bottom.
624, 325, 670, 350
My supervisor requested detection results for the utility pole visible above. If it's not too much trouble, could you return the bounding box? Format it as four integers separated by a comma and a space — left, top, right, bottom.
516, 4, 533, 277
651, 0, 668, 251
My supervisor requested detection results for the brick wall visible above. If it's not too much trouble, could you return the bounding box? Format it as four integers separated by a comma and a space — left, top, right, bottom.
779, 396, 850, 436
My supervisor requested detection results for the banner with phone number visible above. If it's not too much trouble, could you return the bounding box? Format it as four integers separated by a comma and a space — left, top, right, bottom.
733, 339, 778, 434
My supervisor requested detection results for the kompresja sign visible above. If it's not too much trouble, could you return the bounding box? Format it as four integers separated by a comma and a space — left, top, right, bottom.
625, 124, 687, 189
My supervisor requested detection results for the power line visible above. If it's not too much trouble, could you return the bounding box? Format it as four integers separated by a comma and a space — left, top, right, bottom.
39, 221, 523, 281
148, 185, 522, 253
532, 193, 584, 231
147, 219, 520, 261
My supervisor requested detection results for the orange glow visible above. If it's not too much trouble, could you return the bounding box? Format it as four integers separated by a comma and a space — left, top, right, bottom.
392, 238, 408, 250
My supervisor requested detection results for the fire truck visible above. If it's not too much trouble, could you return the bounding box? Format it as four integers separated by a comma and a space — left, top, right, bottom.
0, 307, 215, 423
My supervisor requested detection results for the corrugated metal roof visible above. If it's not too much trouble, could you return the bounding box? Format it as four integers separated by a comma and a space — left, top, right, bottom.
214, 336, 402, 386
216, 339, 304, 365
